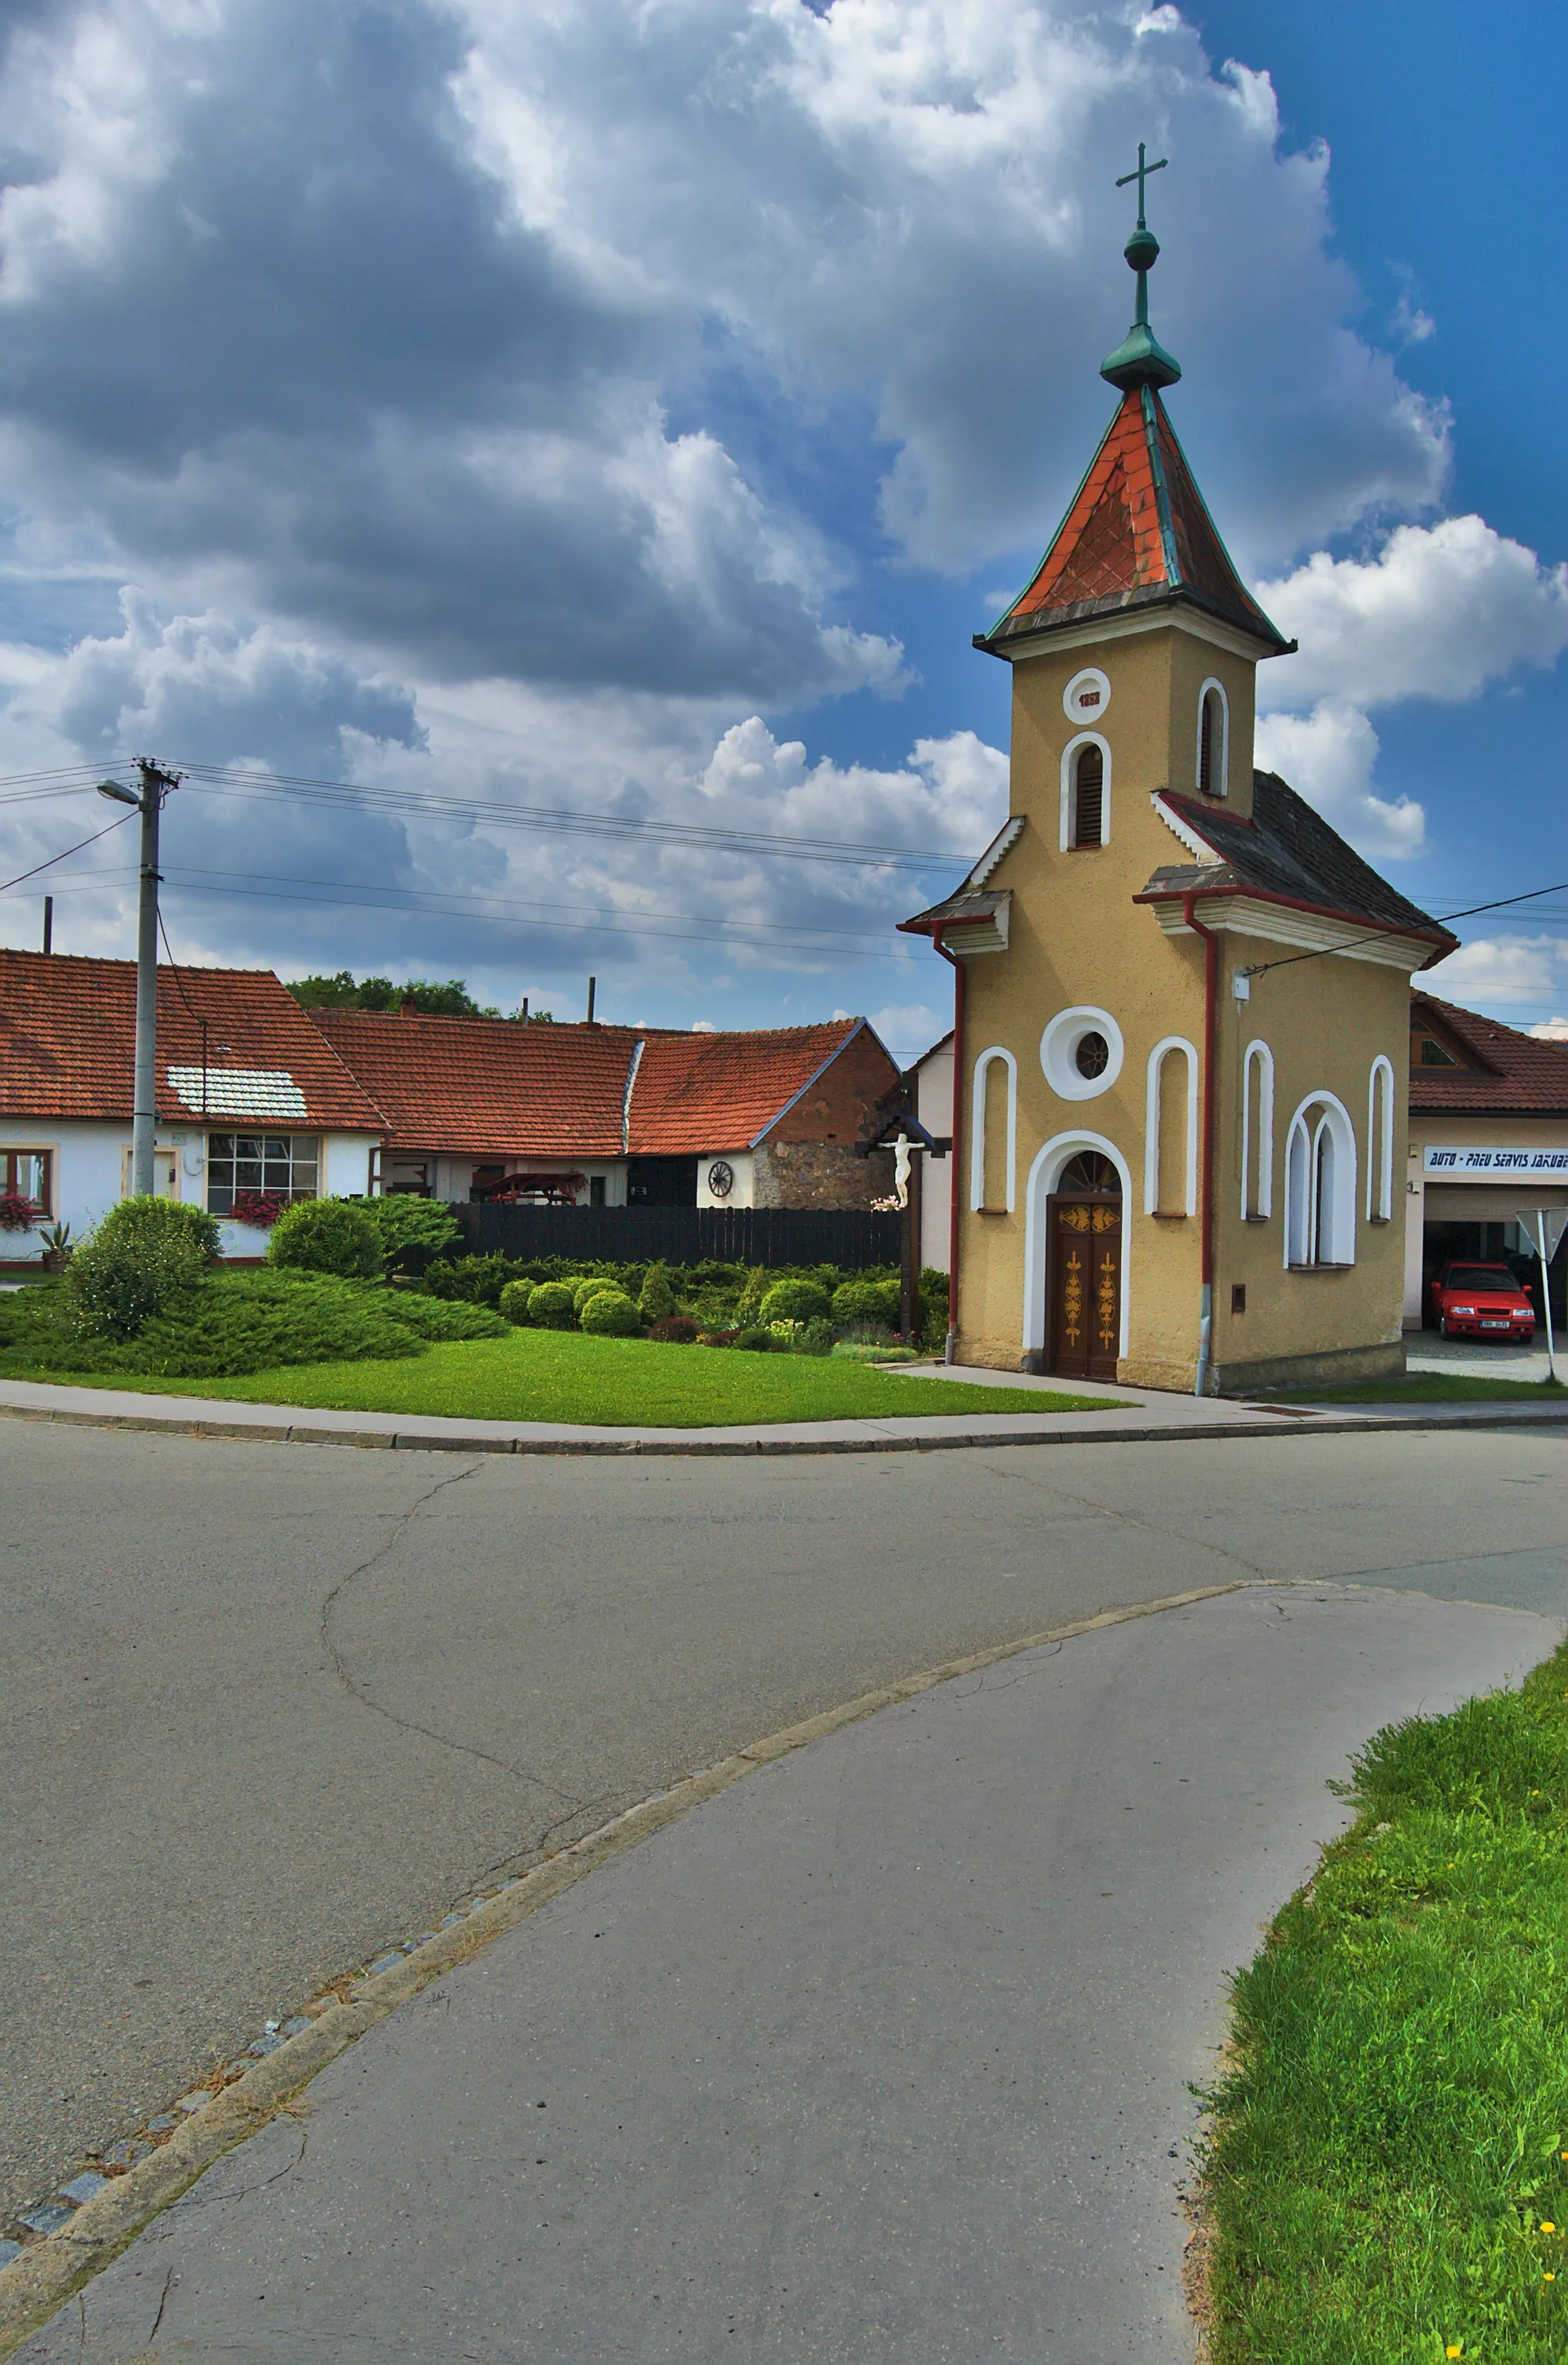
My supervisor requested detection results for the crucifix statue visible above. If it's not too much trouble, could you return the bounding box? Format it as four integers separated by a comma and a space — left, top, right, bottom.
891, 1130, 912, 1211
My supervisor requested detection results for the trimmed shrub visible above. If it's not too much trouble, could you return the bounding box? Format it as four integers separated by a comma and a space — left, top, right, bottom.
735, 1265, 768, 1324
267, 1197, 381, 1280
356, 1194, 460, 1274
423, 1253, 515, 1305
733, 1325, 775, 1353
571, 1273, 618, 1314
647, 1313, 699, 1344
498, 1279, 535, 1325
67, 1197, 220, 1338
831, 1276, 902, 1327
529, 1281, 576, 1329
381, 1294, 508, 1341
579, 1288, 641, 1337
638, 1262, 676, 1323
791, 1316, 837, 1357
831, 1341, 919, 1363
758, 1277, 831, 1327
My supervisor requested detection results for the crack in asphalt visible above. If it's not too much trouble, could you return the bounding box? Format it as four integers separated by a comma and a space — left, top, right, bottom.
318, 1461, 584, 1810
979, 1453, 1277, 1587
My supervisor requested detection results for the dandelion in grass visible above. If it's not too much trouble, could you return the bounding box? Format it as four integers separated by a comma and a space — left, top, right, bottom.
1447, 2345, 1464, 2357
1542, 2220, 1557, 2233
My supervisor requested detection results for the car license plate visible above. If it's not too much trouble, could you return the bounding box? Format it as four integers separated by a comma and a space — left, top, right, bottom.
1482, 1319, 1508, 1328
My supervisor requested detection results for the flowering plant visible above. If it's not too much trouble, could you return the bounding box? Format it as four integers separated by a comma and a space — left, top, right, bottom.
230, 1190, 288, 1228
0, 1192, 40, 1232
869, 1194, 902, 1213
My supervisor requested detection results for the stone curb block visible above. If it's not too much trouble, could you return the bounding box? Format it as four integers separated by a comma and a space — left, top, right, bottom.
0, 1577, 1244, 2362
2, 1394, 1566, 1460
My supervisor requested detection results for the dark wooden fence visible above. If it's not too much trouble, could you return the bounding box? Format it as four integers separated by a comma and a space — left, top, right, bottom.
446, 1202, 901, 1270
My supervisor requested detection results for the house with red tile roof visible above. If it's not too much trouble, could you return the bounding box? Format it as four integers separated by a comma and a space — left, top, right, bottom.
310, 1008, 900, 1211
1405, 991, 1568, 1324
0, 949, 385, 1266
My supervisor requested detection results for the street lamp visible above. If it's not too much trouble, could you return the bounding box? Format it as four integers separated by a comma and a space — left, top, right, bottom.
97, 762, 178, 1198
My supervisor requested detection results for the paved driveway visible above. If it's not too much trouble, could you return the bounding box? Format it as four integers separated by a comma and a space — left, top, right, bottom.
5, 1418, 1567, 2224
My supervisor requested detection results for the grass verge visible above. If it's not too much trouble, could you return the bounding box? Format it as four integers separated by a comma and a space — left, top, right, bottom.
1199, 1632, 1568, 2362
0, 1327, 1115, 1426
1280, 1374, 1567, 1406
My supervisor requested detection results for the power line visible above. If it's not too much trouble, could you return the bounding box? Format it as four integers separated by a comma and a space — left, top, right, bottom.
0, 810, 135, 896
174, 761, 972, 873
1244, 877, 1568, 981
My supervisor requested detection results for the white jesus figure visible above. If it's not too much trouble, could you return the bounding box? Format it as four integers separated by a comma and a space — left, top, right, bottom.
892, 1132, 912, 1210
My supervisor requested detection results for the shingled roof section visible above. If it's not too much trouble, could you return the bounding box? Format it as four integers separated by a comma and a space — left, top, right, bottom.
311, 1010, 634, 1158
979, 384, 1291, 656
628, 1021, 865, 1154
1410, 992, 1568, 1118
0, 951, 383, 1130
1138, 773, 1457, 959
311, 1011, 872, 1158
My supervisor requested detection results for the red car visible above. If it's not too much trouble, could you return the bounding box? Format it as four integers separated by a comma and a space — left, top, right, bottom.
1427, 1260, 1536, 1341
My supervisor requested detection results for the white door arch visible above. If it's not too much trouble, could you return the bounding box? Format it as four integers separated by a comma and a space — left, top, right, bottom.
1021, 1130, 1134, 1359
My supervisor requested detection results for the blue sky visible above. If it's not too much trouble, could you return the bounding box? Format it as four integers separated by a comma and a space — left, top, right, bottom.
0, 0, 1563, 1058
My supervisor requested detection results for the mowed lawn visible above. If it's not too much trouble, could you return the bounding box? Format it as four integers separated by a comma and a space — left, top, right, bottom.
25, 1327, 1113, 1427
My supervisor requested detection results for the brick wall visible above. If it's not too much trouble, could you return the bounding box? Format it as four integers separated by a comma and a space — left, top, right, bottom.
752, 1024, 901, 1210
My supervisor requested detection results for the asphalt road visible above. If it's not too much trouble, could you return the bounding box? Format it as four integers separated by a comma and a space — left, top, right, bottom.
5, 1418, 1568, 2225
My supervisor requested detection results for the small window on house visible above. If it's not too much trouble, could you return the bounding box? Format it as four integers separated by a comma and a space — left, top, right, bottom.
1070, 742, 1104, 849
589, 1175, 606, 1207
1059, 1151, 1120, 1194
206, 1133, 320, 1215
1198, 685, 1226, 796
2, 1148, 51, 1215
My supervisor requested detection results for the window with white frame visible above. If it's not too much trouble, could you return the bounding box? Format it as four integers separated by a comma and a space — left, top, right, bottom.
1284, 1095, 1356, 1269
206, 1133, 319, 1215
1144, 1038, 1197, 1215
1366, 1056, 1394, 1221
1060, 733, 1110, 850
1241, 1041, 1274, 1220
1197, 680, 1229, 798
1, 1148, 51, 1214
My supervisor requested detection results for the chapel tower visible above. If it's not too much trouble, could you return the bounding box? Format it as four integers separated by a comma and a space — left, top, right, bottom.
902, 151, 1454, 1395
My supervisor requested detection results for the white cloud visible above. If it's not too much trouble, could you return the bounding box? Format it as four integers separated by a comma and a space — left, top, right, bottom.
868, 1000, 948, 1066
1423, 935, 1568, 1009
1253, 699, 1424, 863
1257, 517, 1568, 711
1530, 1017, 1568, 1041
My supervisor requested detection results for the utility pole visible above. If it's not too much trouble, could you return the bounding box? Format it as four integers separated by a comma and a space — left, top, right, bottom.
97, 760, 178, 1197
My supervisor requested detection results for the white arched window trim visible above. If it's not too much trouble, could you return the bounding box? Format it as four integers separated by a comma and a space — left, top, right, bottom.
1366, 1055, 1395, 1221
1021, 1131, 1133, 1360
1196, 678, 1230, 799
1143, 1036, 1199, 1216
1059, 730, 1112, 852
1283, 1091, 1358, 1270
1241, 1039, 1274, 1221
969, 1045, 1018, 1213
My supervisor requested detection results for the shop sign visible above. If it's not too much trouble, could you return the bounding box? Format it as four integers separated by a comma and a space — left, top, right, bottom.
1423, 1144, 1568, 1178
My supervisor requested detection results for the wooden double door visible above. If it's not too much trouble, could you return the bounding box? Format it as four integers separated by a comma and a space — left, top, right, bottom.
1046, 1194, 1123, 1382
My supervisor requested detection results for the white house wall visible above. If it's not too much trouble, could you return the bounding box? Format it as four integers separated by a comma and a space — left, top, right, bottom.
697, 1151, 754, 1209
914, 1038, 955, 1274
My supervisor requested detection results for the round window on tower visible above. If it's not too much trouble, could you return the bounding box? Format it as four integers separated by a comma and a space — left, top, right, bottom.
1041, 1006, 1124, 1101
1074, 1031, 1109, 1080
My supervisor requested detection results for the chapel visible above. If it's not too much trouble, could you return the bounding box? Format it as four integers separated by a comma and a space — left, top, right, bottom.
902, 152, 1457, 1395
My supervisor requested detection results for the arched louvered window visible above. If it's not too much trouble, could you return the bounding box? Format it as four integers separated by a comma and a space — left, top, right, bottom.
1197, 680, 1229, 799
1071, 741, 1104, 849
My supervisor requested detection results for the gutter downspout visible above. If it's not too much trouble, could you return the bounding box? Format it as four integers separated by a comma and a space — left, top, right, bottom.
933, 931, 965, 1363
1183, 891, 1219, 1397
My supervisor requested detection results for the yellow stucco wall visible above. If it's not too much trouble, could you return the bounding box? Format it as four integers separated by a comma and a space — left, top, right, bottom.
948, 613, 1419, 1392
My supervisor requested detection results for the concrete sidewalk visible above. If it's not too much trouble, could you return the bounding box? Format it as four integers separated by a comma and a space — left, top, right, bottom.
9, 1583, 1556, 2365
2, 1368, 1566, 1457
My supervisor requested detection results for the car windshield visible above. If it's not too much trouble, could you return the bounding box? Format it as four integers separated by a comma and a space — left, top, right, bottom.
1442, 1266, 1522, 1292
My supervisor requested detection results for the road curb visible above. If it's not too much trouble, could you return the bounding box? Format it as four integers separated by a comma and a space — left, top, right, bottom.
2, 1391, 1567, 1457
0, 1578, 1243, 2361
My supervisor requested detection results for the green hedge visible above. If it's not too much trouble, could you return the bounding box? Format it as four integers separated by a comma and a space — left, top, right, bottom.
579, 1289, 641, 1336
66, 1197, 220, 1338
268, 1198, 381, 1278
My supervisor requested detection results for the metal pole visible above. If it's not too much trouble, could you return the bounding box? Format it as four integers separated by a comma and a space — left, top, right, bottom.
132, 762, 166, 1197
1535, 1209, 1559, 1386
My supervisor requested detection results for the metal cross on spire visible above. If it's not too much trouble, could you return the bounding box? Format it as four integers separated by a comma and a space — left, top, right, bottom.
1115, 142, 1168, 230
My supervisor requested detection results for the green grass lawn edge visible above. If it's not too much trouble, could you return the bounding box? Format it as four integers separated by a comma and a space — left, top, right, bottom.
0, 1329, 1121, 1426
1198, 1631, 1568, 2363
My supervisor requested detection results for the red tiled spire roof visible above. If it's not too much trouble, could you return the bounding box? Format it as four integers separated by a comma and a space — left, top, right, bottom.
978, 385, 1291, 656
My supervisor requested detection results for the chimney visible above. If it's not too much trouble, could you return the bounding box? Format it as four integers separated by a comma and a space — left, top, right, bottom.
399, 994, 418, 1018
586, 975, 597, 1025
42, 896, 53, 955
